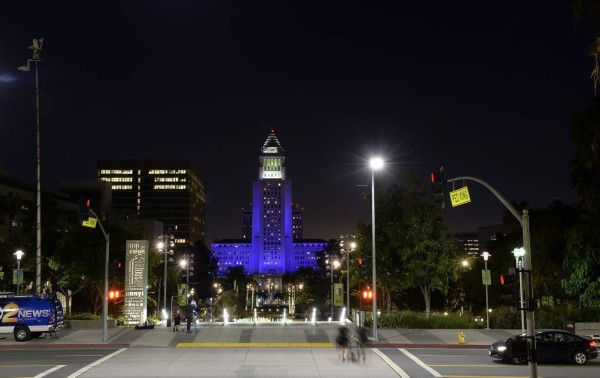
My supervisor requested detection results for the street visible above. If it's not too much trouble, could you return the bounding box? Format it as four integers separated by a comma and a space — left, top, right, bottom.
1, 346, 598, 378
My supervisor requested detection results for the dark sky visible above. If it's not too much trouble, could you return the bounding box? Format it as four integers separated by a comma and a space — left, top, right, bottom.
0, 1, 593, 244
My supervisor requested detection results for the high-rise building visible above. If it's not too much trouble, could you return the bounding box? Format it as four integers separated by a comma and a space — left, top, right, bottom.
449, 232, 480, 256
96, 160, 205, 247
211, 131, 327, 277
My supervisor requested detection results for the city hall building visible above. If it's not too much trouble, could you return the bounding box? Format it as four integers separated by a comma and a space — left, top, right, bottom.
211, 131, 328, 282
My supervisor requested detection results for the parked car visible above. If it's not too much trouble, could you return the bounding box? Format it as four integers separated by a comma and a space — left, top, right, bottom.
489, 329, 598, 365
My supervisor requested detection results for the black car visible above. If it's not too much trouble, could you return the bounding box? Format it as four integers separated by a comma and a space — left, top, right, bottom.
489, 329, 598, 365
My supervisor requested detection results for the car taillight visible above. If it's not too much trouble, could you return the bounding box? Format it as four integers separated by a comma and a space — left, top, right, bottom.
590, 341, 596, 348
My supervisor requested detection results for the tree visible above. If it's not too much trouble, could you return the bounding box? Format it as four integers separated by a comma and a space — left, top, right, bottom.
574, 0, 600, 93
51, 220, 149, 315
561, 226, 600, 307
395, 171, 460, 319
570, 97, 600, 216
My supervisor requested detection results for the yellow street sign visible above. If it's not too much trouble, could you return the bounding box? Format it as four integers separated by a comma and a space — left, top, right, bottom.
449, 186, 471, 207
82, 217, 98, 228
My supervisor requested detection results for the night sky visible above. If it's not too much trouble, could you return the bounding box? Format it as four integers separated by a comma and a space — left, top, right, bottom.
0, 1, 593, 244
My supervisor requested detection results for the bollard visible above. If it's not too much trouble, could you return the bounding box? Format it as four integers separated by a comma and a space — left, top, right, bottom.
458, 332, 465, 344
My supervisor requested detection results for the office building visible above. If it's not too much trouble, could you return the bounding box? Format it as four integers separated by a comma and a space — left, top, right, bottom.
96, 160, 205, 247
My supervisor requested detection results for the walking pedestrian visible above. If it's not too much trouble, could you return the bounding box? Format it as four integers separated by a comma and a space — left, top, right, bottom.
336, 326, 350, 361
172, 307, 181, 332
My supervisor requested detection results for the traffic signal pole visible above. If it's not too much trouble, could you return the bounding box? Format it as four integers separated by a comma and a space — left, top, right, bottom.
88, 208, 110, 343
446, 176, 537, 378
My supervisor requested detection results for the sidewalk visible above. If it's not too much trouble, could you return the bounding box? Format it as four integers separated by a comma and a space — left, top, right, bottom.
0, 321, 518, 349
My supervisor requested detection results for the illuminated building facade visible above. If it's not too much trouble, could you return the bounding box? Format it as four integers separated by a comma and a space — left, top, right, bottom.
211, 131, 327, 276
97, 160, 205, 246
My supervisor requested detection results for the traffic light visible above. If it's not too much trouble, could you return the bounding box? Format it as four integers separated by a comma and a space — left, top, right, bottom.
108, 289, 120, 301
113, 259, 122, 278
78, 197, 91, 223
500, 268, 518, 309
358, 258, 368, 278
362, 289, 373, 302
431, 166, 446, 208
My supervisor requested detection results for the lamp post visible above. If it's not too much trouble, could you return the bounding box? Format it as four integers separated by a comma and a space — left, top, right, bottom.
328, 258, 340, 320
157, 234, 174, 324
18, 38, 44, 295
481, 251, 491, 330
179, 254, 194, 301
340, 237, 356, 318
369, 157, 384, 340
14, 250, 25, 294
512, 247, 526, 332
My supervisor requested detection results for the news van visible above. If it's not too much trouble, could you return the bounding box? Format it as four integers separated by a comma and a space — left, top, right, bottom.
0, 292, 64, 341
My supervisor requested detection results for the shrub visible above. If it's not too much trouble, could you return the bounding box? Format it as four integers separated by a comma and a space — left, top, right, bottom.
377, 311, 474, 329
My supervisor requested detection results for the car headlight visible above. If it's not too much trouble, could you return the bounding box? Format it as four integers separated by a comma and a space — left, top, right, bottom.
497, 346, 506, 352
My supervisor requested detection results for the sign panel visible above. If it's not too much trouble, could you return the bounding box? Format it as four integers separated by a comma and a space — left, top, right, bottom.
449, 186, 471, 207
333, 283, 344, 306
124, 240, 148, 326
12, 269, 24, 284
177, 284, 189, 306
82, 217, 97, 228
482, 269, 491, 286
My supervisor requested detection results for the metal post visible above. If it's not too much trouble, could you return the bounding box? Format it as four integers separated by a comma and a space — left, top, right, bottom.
34, 59, 42, 295
88, 209, 109, 342
16, 259, 21, 294
484, 258, 489, 330
346, 249, 350, 318
18, 39, 43, 294
517, 256, 525, 333
330, 261, 334, 320
163, 237, 167, 324
371, 169, 378, 340
522, 210, 538, 378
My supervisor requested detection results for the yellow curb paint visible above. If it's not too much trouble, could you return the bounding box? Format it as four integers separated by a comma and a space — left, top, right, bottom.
176, 342, 333, 348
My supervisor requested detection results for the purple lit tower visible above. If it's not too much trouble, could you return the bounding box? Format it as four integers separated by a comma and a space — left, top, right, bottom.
211, 130, 327, 277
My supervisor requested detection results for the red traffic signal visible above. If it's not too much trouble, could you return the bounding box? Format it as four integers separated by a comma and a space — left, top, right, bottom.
357, 258, 362, 265
109, 290, 120, 300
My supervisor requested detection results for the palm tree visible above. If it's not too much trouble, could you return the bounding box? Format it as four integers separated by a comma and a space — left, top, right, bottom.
570, 97, 600, 215
574, 0, 600, 93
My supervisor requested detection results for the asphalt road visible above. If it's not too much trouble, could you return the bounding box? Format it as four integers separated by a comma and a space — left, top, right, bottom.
1, 346, 598, 377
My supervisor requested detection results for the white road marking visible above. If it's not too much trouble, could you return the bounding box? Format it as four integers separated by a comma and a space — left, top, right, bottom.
66, 348, 126, 378
372, 348, 410, 378
399, 348, 443, 377
34, 365, 65, 378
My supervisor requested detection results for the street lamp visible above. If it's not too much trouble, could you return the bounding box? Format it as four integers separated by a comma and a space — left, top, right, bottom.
157, 234, 174, 324
481, 251, 491, 330
340, 236, 357, 319
179, 254, 194, 302
328, 258, 340, 320
369, 157, 384, 340
14, 250, 25, 294
18, 38, 44, 294
512, 247, 526, 332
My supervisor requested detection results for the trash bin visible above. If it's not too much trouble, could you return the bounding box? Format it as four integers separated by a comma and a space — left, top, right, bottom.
564, 321, 575, 333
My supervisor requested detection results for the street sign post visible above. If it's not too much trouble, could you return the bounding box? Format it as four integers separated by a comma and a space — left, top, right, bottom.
449, 186, 471, 207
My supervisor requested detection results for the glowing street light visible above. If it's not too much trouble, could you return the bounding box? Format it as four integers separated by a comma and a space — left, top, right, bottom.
512, 247, 526, 332
14, 250, 25, 294
157, 234, 174, 324
369, 157, 384, 340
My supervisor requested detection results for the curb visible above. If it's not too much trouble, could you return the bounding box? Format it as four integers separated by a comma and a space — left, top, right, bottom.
0, 343, 130, 350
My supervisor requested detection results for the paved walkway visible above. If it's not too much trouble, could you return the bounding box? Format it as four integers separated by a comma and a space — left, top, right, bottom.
0, 321, 521, 349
